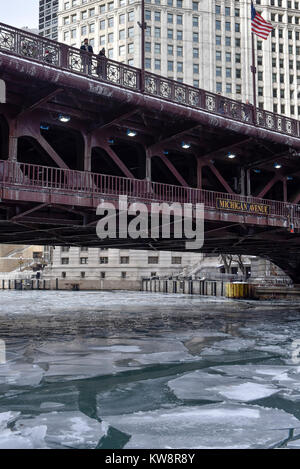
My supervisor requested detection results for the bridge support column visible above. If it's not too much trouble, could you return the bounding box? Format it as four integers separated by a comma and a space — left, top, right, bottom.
240, 168, 245, 196
8, 120, 18, 161
83, 133, 92, 172
146, 149, 152, 182
246, 169, 251, 196
283, 178, 287, 202
197, 159, 203, 189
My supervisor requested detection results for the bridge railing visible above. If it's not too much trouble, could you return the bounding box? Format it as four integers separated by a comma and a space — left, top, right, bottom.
0, 21, 299, 139
0, 160, 298, 222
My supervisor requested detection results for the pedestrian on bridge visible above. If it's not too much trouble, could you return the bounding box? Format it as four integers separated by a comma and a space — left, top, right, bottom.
96, 48, 107, 79
80, 39, 93, 74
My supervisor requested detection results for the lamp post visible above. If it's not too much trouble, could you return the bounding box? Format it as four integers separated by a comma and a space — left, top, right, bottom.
138, 0, 146, 92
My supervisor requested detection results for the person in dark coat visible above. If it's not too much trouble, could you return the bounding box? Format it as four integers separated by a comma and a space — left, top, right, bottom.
80, 38, 93, 74
96, 47, 107, 79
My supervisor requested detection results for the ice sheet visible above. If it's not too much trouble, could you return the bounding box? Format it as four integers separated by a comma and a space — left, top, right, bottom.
15, 411, 107, 449
104, 403, 300, 449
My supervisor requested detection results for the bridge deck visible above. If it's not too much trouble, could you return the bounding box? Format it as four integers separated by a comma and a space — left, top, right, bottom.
0, 160, 297, 228
0, 20, 298, 141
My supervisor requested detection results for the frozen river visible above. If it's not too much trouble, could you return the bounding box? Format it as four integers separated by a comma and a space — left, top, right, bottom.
1, 290, 300, 449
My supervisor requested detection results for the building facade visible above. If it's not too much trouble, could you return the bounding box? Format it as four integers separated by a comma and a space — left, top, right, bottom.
57, 0, 300, 118
47, 246, 203, 283
39, 0, 59, 40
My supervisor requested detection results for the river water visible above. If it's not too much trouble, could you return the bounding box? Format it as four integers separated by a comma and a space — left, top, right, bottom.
1, 290, 300, 449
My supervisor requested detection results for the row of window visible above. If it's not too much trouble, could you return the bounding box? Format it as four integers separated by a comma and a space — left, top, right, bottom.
216, 20, 241, 32
216, 82, 241, 95
215, 5, 240, 17
63, 0, 199, 10
60, 256, 183, 264
61, 271, 132, 279
216, 51, 242, 63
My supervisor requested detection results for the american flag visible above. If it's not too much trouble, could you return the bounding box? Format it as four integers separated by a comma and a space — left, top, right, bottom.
251, 2, 273, 39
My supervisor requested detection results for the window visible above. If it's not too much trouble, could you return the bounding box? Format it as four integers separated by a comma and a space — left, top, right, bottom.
145, 58, 151, 68
100, 257, 109, 264
225, 37, 231, 46
119, 14, 125, 24
100, 20, 105, 30
61, 272, 66, 278
153, 10, 160, 22
216, 20, 221, 30
61, 246, 70, 252
172, 257, 182, 264
61, 258, 69, 265
193, 48, 199, 58
216, 35, 221, 45
108, 32, 114, 43
100, 272, 106, 279
193, 32, 199, 42
120, 256, 129, 264
119, 45, 125, 55
177, 62, 183, 73
119, 29, 125, 40
148, 256, 159, 264
80, 257, 88, 264
168, 60, 173, 71
128, 10, 134, 21
155, 27, 161, 38
177, 15, 183, 25
216, 66, 222, 77
226, 83, 232, 93
121, 272, 127, 278
80, 272, 85, 279
155, 43, 161, 54
155, 58, 161, 70
168, 13, 173, 24
226, 68, 231, 78
128, 27, 134, 38
168, 29, 173, 39
192, 1, 198, 11
193, 16, 198, 27
177, 30, 183, 40
108, 17, 114, 28
216, 51, 221, 61
226, 52, 231, 62
225, 22, 231, 31
193, 63, 199, 74
177, 46, 183, 56
145, 42, 151, 52
81, 247, 88, 252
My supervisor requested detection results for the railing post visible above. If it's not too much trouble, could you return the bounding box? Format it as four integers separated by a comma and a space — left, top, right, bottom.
60, 44, 69, 69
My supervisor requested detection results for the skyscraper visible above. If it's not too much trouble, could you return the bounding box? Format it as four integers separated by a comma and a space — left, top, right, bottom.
57, 0, 300, 118
39, 0, 59, 40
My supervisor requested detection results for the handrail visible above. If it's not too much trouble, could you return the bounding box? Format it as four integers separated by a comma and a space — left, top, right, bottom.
0, 21, 298, 139
0, 159, 298, 222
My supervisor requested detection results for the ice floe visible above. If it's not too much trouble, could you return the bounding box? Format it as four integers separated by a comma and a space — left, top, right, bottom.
103, 403, 300, 449
15, 411, 107, 449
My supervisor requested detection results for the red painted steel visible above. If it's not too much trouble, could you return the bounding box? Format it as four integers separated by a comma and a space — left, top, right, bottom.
0, 21, 298, 140
0, 160, 298, 223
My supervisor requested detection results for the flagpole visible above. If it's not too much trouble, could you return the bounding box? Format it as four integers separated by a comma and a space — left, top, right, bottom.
251, 32, 257, 114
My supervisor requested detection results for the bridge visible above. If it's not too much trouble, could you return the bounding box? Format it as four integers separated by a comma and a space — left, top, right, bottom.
1, 22, 300, 282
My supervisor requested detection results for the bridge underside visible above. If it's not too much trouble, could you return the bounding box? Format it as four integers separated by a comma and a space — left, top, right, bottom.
0, 199, 300, 283
1, 52, 300, 282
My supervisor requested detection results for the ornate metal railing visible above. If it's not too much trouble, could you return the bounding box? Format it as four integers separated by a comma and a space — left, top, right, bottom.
0, 160, 299, 223
0, 22, 299, 139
